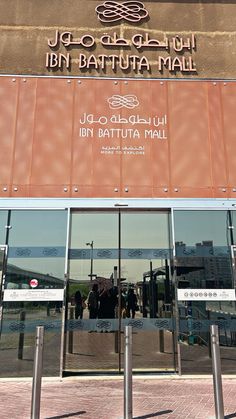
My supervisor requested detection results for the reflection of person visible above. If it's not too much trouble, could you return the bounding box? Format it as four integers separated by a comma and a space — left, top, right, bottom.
54, 301, 62, 314
98, 287, 118, 319
121, 291, 127, 318
88, 284, 99, 319
74, 290, 83, 319
127, 288, 138, 319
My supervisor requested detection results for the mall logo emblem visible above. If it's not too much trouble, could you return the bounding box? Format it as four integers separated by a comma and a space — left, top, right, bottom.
96, 320, 111, 330
107, 94, 139, 109
96, 1, 148, 23
128, 320, 143, 329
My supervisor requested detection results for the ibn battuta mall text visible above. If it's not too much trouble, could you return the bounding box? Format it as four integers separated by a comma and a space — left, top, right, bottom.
46, 53, 197, 73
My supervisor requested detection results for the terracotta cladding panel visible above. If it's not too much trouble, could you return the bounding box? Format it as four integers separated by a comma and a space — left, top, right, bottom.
208, 83, 227, 188
30, 78, 73, 185
13, 78, 37, 185
0, 77, 235, 198
168, 82, 211, 188
221, 83, 236, 187
150, 81, 170, 188
28, 185, 71, 197
72, 79, 122, 187
120, 80, 169, 189
0, 77, 18, 184
72, 81, 93, 186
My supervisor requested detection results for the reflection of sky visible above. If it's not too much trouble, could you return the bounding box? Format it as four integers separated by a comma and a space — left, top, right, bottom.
0, 211, 8, 244
7, 210, 67, 278
3, 209, 233, 284
174, 211, 231, 246
9, 210, 67, 246
69, 212, 170, 282
122, 213, 169, 247
71, 212, 118, 247
7, 258, 66, 280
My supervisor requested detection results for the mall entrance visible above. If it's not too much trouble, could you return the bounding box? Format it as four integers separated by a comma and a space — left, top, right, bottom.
63, 210, 176, 374
1, 206, 236, 377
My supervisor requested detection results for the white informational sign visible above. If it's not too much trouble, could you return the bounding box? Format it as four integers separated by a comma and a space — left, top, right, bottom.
3, 288, 64, 302
177, 288, 236, 301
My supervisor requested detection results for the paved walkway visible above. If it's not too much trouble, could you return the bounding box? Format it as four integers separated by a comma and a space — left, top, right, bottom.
0, 376, 236, 419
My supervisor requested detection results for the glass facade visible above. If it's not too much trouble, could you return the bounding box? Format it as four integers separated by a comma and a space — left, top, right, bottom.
0, 210, 68, 377
174, 210, 236, 374
65, 210, 175, 373
0, 206, 236, 377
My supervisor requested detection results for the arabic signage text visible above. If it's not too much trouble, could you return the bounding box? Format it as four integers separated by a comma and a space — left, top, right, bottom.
46, 31, 197, 75
3, 289, 64, 302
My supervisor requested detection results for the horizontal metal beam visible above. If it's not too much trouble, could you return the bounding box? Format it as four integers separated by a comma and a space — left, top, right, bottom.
0, 197, 236, 210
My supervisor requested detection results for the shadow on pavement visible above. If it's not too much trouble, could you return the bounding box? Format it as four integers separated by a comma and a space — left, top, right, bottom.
225, 414, 236, 419
45, 411, 86, 419
134, 410, 173, 419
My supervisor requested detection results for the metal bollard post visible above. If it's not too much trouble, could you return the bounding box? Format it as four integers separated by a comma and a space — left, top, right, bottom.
210, 325, 224, 419
158, 329, 164, 353
18, 310, 26, 359
124, 325, 133, 419
31, 326, 44, 419
68, 307, 74, 354
114, 331, 119, 353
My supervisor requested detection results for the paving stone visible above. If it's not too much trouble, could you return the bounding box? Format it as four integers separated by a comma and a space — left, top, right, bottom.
0, 378, 236, 418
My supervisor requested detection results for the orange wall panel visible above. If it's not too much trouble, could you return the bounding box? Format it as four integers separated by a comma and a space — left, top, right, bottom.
72, 80, 122, 189
221, 83, 236, 187
0, 77, 235, 198
0, 77, 18, 185
208, 83, 228, 188
13, 78, 37, 185
30, 78, 73, 185
168, 82, 211, 190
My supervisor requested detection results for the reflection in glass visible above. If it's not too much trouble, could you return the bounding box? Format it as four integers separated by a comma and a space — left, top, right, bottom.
121, 212, 171, 319
174, 210, 236, 374
121, 211, 175, 372
69, 211, 118, 282
0, 211, 8, 245
66, 211, 119, 372
66, 210, 175, 373
174, 210, 233, 289
0, 210, 68, 377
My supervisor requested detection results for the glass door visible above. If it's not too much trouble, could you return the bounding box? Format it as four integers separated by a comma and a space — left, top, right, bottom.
0, 245, 8, 334
64, 210, 175, 374
65, 211, 119, 373
120, 211, 175, 372
174, 210, 236, 375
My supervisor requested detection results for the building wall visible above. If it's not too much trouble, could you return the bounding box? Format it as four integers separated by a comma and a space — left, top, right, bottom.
0, 0, 235, 79
0, 76, 235, 198
0, 1, 235, 198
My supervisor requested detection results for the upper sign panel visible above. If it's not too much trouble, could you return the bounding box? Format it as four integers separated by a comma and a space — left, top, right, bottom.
0, 0, 235, 78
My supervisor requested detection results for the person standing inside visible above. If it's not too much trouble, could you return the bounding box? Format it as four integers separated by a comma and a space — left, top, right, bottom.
87, 284, 99, 319
127, 288, 138, 319
74, 289, 83, 319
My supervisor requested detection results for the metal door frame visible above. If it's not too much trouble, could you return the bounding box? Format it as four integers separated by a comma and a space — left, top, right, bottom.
62, 208, 176, 375
0, 244, 9, 337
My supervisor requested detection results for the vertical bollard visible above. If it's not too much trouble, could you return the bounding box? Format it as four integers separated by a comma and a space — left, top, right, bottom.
158, 330, 164, 353
31, 326, 44, 419
124, 325, 132, 419
68, 307, 74, 354
210, 325, 224, 419
18, 310, 26, 359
